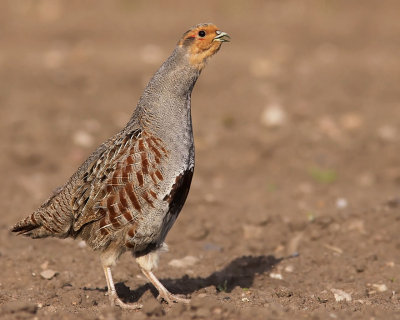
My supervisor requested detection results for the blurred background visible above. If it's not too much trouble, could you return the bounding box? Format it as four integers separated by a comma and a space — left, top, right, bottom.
1, 1, 400, 318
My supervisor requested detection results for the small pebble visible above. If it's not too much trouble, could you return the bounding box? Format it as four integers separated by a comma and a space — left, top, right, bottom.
270, 273, 283, 280
331, 289, 351, 302
77, 240, 87, 248
284, 265, 294, 273
260, 104, 286, 128
335, 198, 348, 209
40, 269, 58, 280
372, 284, 388, 292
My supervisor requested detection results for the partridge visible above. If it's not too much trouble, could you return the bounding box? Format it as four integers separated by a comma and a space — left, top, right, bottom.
12, 23, 230, 309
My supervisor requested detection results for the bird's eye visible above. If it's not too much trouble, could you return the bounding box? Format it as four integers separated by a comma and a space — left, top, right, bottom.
198, 30, 206, 37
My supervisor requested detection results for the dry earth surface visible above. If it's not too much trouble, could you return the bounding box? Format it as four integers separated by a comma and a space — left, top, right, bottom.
1, 1, 400, 319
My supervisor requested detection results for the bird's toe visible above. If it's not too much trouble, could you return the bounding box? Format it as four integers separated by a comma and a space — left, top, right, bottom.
157, 292, 190, 305
110, 295, 143, 310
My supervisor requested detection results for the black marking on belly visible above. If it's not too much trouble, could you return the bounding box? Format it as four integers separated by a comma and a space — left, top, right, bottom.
161, 169, 194, 236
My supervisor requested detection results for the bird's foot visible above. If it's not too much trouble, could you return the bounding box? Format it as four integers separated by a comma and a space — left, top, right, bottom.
137, 267, 190, 305
109, 293, 143, 310
157, 291, 190, 305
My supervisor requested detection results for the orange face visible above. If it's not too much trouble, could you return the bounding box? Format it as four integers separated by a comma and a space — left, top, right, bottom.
178, 23, 230, 69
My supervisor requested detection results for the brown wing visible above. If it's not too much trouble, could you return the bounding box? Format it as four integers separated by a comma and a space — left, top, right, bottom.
71, 129, 168, 238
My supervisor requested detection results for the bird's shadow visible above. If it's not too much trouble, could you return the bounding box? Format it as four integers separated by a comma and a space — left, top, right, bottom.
94, 255, 284, 303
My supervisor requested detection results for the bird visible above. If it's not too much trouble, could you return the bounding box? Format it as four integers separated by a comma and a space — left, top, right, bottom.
11, 23, 230, 309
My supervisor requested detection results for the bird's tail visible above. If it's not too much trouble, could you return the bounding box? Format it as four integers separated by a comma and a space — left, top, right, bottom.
11, 185, 74, 239
11, 208, 71, 239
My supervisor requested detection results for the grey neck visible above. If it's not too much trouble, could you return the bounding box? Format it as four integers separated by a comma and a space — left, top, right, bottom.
128, 47, 201, 134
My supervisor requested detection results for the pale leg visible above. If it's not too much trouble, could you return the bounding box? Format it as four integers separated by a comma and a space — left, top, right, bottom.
103, 265, 143, 309
140, 268, 190, 304
135, 248, 190, 304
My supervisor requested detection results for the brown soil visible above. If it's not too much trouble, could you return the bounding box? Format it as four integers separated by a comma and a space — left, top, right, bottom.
1, 1, 400, 319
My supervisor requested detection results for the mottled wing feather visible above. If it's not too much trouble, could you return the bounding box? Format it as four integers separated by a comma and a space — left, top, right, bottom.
72, 129, 142, 231
72, 129, 169, 244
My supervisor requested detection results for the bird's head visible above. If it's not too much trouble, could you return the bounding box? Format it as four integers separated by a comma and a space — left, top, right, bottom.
178, 23, 230, 70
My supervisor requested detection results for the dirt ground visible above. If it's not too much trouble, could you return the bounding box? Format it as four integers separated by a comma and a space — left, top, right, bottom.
1, 1, 400, 319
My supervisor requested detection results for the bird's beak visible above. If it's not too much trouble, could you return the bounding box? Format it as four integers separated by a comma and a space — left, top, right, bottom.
214, 31, 231, 42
